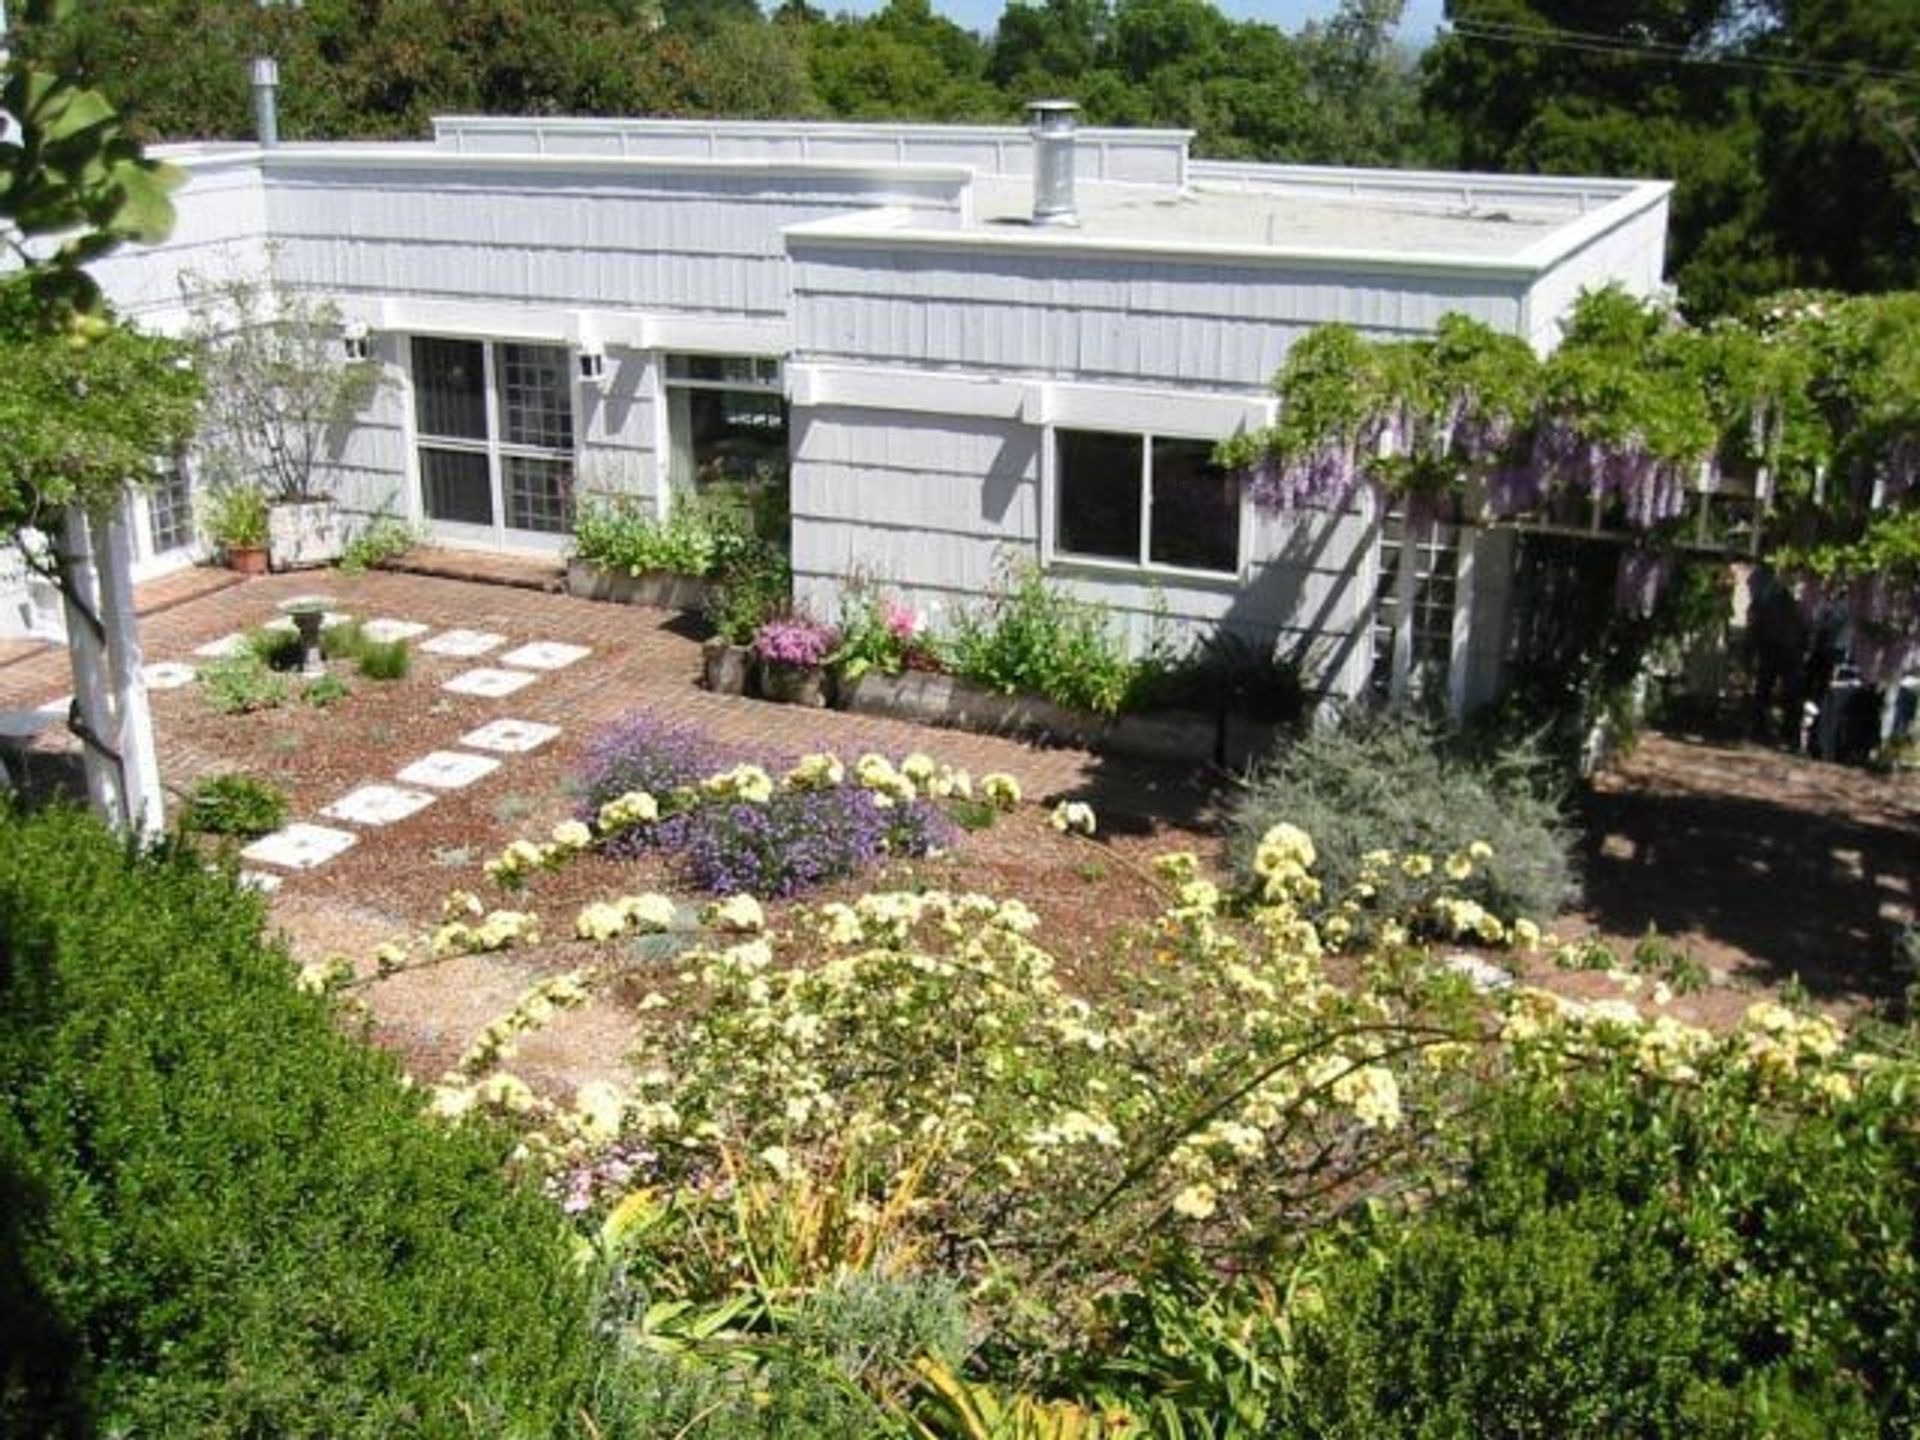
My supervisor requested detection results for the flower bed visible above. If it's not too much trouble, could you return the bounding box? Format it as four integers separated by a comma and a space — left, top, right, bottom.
569, 710, 968, 897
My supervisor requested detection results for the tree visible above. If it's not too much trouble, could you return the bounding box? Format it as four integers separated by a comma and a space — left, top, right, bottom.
2, 0, 203, 834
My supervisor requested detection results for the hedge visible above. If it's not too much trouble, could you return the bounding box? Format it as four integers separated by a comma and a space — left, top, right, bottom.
0, 803, 596, 1438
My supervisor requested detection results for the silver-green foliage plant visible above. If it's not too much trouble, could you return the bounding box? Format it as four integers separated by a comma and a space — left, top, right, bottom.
1229, 711, 1578, 926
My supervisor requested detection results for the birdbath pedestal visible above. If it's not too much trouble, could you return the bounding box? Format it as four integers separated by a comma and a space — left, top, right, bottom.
279, 596, 333, 678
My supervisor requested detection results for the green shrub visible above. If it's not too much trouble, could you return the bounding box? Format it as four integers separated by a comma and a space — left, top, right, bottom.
0, 803, 596, 1436
1229, 712, 1577, 923
200, 651, 290, 714
948, 562, 1146, 717
1275, 1062, 1920, 1439
339, 512, 420, 575
182, 773, 289, 837
703, 541, 791, 645
573, 494, 758, 579
354, 637, 410, 681
200, 482, 269, 550
302, 673, 352, 708
245, 623, 303, 669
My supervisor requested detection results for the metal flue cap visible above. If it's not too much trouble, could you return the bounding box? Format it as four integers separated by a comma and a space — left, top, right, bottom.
1026, 99, 1080, 228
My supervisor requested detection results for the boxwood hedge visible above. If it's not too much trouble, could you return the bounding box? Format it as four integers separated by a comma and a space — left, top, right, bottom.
0, 803, 596, 1438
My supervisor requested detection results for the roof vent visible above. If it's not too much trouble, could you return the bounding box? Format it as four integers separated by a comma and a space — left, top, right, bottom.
251, 56, 280, 147
1027, 99, 1080, 228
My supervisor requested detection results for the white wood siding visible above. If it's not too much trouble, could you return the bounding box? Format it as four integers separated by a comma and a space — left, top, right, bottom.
261, 158, 966, 321
791, 242, 1530, 392
1523, 196, 1671, 352
90, 159, 269, 329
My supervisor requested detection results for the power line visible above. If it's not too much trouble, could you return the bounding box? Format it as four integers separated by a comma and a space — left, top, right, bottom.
1451, 17, 1920, 89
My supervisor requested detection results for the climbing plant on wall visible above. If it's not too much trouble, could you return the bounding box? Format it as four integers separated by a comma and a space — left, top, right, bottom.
1220, 286, 1920, 683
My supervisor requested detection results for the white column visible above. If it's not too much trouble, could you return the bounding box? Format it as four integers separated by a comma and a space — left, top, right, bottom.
93, 499, 165, 840
1447, 527, 1479, 721
58, 505, 126, 824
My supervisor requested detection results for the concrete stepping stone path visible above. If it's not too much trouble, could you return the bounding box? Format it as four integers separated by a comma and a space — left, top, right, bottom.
359, 618, 432, 643
459, 718, 561, 753
242, 822, 358, 871
238, 870, 284, 894
140, 661, 197, 690
194, 632, 251, 658
421, 629, 505, 658
443, 667, 537, 698
396, 750, 501, 790
498, 640, 591, 671
321, 783, 437, 827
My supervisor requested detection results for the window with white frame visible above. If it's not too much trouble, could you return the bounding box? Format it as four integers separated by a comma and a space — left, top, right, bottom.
664, 354, 788, 501
146, 456, 194, 555
411, 337, 576, 535
1369, 507, 1460, 702
1053, 429, 1242, 575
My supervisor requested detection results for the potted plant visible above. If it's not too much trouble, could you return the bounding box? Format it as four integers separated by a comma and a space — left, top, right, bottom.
183, 270, 385, 572
202, 483, 271, 574
701, 544, 790, 695
752, 615, 837, 707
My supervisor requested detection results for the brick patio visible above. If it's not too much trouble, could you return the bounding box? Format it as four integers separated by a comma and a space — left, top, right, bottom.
1, 562, 1223, 821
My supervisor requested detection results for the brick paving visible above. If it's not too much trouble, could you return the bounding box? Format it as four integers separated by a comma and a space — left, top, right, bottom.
2, 564, 1215, 816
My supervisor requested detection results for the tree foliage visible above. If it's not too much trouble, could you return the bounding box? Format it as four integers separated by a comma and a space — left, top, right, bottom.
1422, 0, 1920, 315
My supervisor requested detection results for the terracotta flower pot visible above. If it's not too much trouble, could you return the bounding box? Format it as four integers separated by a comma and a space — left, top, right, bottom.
226, 544, 269, 576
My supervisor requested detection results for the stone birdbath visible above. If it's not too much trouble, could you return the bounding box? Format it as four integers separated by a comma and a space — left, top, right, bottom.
279, 594, 335, 678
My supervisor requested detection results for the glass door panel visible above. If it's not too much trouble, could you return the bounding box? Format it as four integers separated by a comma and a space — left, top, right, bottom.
421, 447, 493, 526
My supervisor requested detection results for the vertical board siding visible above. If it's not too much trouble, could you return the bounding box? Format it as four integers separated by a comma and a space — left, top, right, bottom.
92, 162, 270, 327
791, 243, 1527, 392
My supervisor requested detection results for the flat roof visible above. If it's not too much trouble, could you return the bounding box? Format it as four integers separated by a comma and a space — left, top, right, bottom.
970, 175, 1572, 260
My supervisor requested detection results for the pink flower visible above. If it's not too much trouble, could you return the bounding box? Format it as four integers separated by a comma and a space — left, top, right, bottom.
882, 600, 919, 640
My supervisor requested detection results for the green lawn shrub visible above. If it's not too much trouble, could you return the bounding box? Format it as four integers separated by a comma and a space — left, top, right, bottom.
1229, 711, 1578, 923
1273, 1061, 1920, 1439
182, 772, 289, 837
0, 803, 596, 1437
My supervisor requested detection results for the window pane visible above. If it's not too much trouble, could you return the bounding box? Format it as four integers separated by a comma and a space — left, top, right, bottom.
1056, 430, 1143, 562
667, 354, 780, 387
670, 387, 789, 494
420, 446, 493, 525
504, 455, 575, 534
498, 344, 574, 451
147, 459, 194, 554
412, 337, 487, 440
1150, 438, 1239, 573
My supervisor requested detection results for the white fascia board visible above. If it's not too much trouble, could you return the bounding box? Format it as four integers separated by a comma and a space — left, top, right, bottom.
784, 216, 1547, 281
259, 146, 977, 188
430, 114, 1198, 146
1510, 180, 1675, 272
350, 298, 791, 357
790, 364, 1273, 437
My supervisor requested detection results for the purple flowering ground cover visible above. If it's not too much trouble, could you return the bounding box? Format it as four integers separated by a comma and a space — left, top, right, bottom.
577, 709, 954, 897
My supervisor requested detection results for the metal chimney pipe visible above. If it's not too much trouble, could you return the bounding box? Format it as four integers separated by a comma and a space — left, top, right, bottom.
1027, 99, 1081, 228
251, 55, 279, 147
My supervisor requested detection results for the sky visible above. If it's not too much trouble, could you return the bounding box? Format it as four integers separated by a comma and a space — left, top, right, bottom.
832, 0, 1449, 43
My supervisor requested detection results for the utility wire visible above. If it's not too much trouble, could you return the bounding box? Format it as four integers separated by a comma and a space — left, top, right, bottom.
1451, 17, 1920, 88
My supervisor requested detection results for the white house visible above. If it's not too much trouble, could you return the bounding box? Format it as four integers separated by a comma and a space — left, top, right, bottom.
15, 107, 1671, 713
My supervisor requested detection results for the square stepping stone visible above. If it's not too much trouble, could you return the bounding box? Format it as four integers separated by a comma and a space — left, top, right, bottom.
241, 822, 358, 871
421, 628, 505, 658
320, 783, 437, 827
238, 870, 284, 894
34, 693, 70, 716
359, 617, 431, 644
459, 718, 561, 754
443, 666, 536, 698
140, 661, 197, 690
395, 750, 501, 790
498, 640, 591, 671
195, 632, 251, 658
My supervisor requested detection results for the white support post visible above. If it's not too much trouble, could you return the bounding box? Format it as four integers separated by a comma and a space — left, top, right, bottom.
1447, 527, 1478, 721
93, 499, 165, 840
58, 505, 127, 825
1389, 520, 1416, 705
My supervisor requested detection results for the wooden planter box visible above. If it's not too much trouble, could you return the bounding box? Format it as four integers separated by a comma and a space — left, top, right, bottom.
758, 659, 832, 708
566, 559, 713, 612
837, 670, 1217, 766
268, 501, 344, 572
702, 639, 752, 695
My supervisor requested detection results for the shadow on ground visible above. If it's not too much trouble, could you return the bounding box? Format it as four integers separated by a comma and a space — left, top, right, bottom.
1576, 735, 1919, 1003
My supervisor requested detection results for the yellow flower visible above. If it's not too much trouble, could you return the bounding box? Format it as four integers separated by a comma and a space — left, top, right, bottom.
980, 772, 1023, 811
1468, 840, 1495, 861
1511, 918, 1542, 951
1254, 823, 1316, 876
1332, 1064, 1402, 1130
708, 894, 766, 933
1152, 850, 1201, 883
619, 893, 678, 932
575, 900, 629, 942
550, 819, 593, 851
1050, 800, 1097, 836
574, 1081, 625, 1142
1171, 1183, 1219, 1220
1444, 852, 1474, 881
1401, 853, 1434, 879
